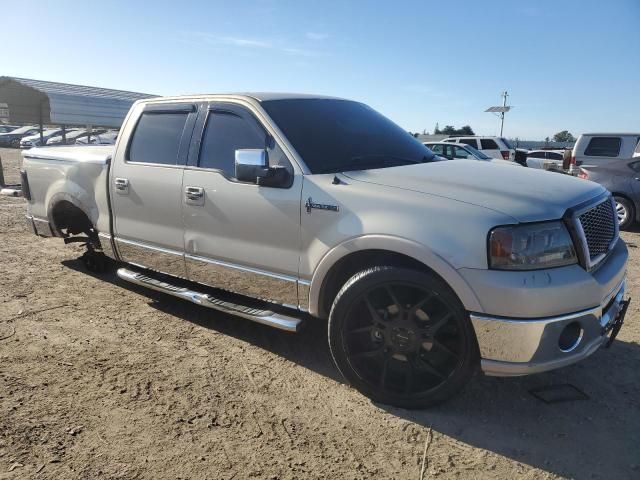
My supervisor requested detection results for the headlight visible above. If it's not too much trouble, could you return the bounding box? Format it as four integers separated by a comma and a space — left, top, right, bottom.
489, 221, 577, 270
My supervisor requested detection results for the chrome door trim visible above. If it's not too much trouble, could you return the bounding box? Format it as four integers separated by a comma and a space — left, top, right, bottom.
185, 253, 299, 307
115, 237, 187, 278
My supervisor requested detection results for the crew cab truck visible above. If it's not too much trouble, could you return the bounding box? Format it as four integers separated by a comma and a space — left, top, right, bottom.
22, 94, 630, 408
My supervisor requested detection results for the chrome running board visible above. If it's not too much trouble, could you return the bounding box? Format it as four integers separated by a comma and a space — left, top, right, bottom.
116, 268, 303, 333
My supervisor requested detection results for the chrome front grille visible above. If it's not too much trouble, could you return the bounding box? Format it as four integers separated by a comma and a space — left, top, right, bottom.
578, 198, 617, 263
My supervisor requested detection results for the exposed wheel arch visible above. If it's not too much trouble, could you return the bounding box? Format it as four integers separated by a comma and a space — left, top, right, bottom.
48, 197, 94, 237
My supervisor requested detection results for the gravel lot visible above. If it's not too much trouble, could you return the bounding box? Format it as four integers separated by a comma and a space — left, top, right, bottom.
1, 147, 639, 479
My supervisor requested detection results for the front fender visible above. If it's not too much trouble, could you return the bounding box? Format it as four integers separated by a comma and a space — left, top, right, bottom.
306, 234, 483, 318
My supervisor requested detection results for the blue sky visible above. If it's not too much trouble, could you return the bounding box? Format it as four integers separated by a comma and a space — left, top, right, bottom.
2, 0, 639, 138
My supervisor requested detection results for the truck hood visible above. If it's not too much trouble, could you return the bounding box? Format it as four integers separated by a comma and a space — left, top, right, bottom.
343, 160, 606, 223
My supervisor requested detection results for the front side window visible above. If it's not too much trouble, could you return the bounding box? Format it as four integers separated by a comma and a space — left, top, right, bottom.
528, 151, 545, 158
199, 111, 266, 178
128, 112, 188, 165
547, 152, 563, 160
584, 137, 622, 157
459, 138, 478, 148
480, 139, 499, 150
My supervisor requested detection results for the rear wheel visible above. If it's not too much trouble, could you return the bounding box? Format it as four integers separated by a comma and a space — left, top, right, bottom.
328, 266, 478, 409
614, 196, 634, 230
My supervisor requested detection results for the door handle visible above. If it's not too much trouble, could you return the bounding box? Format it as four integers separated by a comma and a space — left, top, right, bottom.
114, 177, 129, 194
185, 186, 204, 200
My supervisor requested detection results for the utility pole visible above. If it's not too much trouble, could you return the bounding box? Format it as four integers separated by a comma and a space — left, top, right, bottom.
485, 91, 512, 136
499, 90, 508, 136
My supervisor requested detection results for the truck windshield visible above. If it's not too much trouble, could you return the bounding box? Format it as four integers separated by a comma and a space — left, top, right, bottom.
261, 99, 436, 174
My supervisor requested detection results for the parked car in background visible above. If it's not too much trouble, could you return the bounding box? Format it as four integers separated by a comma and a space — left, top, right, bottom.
525, 149, 566, 171
423, 141, 517, 165
20, 128, 65, 148
568, 133, 640, 175
0, 125, 39, 147
46, 129, 106, 146
443, 136, 515, 161
577, 157, 640, 230
0, 124, 19, 133
74, 130, 118, 145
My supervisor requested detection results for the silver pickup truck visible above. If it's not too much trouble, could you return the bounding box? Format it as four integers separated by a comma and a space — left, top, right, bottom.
21, 94, 630, 408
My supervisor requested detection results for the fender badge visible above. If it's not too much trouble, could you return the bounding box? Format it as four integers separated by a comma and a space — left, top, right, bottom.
305, 197, 339, 214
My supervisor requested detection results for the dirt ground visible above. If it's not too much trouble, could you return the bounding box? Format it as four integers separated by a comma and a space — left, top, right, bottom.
0, 147, 639, 479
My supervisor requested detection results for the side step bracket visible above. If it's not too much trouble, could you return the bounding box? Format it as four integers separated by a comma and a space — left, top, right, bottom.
116, 267, 304, 332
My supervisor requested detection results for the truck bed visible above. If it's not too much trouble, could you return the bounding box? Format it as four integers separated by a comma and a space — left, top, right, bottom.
22, 145, 114, 238
22, 145, 114, 165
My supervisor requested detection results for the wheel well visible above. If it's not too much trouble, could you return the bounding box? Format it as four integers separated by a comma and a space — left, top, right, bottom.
50, 200, 94, 237
318, 249, 437, 318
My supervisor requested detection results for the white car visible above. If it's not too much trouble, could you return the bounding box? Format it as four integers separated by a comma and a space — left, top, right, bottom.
75, 131, 118, 145
443, 136, 515, 161
423, 141, 516, 165
525, 150, 566, 170
46, 129, 104, 146
19, 128, 65, 148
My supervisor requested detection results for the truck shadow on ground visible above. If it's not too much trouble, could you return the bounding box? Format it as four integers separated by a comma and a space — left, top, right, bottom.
63, 259, 640, 480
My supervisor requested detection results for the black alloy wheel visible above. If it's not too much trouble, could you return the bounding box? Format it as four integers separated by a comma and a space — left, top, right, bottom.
329, 267, 478, 409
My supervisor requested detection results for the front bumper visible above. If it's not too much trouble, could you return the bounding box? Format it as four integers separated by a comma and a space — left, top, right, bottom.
472, 278, 628, 376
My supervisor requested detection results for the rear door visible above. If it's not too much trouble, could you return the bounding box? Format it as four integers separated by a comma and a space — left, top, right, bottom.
181, 102, 303, 308
110, 102, 198, 277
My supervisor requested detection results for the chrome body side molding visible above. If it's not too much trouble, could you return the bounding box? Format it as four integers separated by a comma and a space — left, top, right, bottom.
185, 253, 299, 308
116, 267, 303, 332
115, 237, 187, 279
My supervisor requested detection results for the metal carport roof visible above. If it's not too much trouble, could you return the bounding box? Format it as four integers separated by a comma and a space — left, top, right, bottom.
0, 76, 156, 128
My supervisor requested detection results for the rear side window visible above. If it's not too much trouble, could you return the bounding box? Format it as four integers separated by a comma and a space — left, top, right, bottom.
547, 152, 563, 160
480, 139, 499, 149
459, 138, 478, 148
584, 137, 621, 157
528, 152, 545, 158
199, 111, 265, 178
128, 112, 188, 165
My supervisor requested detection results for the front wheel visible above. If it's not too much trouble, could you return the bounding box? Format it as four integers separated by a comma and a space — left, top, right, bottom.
614, 196, 634, 230
328, 267, 479, 409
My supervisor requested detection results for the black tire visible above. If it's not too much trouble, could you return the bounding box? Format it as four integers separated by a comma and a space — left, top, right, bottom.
328, 266, 479, 409
614, 196, 634, 230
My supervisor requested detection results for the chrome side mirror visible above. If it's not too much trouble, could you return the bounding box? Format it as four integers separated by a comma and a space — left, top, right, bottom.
235, 149, 269, 183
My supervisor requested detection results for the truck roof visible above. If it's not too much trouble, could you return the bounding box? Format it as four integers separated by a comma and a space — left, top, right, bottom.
136, 93, 347, 103
581, 133, 640, 136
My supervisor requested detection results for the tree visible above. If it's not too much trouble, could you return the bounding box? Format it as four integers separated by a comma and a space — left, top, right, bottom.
433, 123, 441, 134
459, 125, 475, 135
553, 130, 575, 142
441, 125, 457, 135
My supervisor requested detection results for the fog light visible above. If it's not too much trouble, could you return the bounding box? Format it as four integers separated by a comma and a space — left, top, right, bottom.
558, 322, 583, 352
